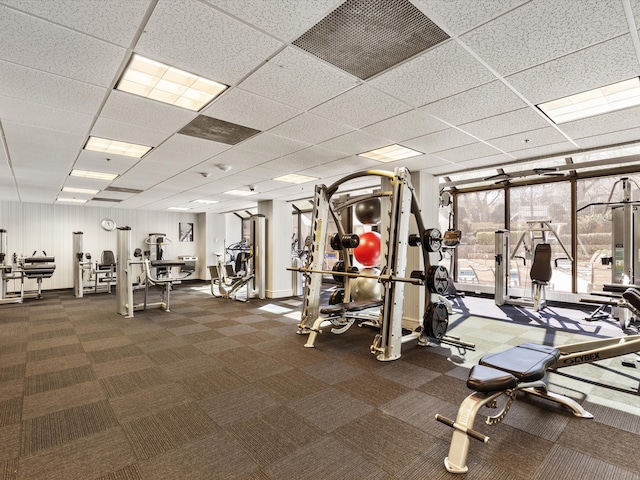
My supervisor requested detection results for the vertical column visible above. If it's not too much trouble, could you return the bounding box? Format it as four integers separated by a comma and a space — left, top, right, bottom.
258, 199, 293, 298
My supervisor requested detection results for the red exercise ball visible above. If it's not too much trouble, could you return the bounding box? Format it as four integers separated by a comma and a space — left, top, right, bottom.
354, 231, 381, 267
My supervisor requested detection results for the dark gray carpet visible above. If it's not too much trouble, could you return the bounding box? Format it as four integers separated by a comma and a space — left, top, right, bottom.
0, 283, 638, 479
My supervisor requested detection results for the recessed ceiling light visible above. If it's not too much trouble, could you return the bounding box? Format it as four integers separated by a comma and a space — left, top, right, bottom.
191, 199, 220, 204
84, 136, 152, 158
358, 144, 423, 162
56, 198, 87, 204
117, 54, 228, 111
273, 173, 318, 184
224, 190, 257, 197
537, 77, 640, 124
167, 207, 191, 211
62, 187, 99, 195
70, 169, 118, 181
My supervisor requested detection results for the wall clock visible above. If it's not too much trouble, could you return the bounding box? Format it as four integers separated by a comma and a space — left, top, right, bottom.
101, 218, 116, 231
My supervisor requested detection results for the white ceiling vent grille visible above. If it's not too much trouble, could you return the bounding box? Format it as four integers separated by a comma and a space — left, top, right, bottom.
292, 0, 449, 80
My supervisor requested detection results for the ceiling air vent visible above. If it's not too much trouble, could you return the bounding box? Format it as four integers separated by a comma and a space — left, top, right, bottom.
293, 0, 449, 80
91, 197, 122, 202
178, 115, 261, 145
104, 186, 144, 194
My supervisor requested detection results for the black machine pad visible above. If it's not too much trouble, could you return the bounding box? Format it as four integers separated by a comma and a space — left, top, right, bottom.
467, 365, 517, 392
478, 343, 559, 384
320, 300, 383, 315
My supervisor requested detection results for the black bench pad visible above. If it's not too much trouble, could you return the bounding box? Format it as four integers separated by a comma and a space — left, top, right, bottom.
320, 300, 383, 315
622, 288, 640, 311
467, 365, 518, 392
478, 343, 559, 384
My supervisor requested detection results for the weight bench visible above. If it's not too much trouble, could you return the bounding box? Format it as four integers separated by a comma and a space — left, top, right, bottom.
436, 342, 592, 474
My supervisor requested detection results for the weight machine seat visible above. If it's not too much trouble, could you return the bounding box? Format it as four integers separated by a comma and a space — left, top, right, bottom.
22, 257, 56, 279
320, 299, 383, 315
530, 243, 552, 285
150, 260, 186, 268
98, 250, 116, 270
468, 343, 560, 392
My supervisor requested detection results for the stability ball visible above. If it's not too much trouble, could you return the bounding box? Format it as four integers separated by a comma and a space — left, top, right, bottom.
354, 231, 381, 267
350, 268, 382, 301
355, 198, 381, 225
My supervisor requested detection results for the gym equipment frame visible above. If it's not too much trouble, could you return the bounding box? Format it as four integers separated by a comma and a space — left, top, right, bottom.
435, 331, 640, 474
73, 231, 117, 298
294, 167, 471, 361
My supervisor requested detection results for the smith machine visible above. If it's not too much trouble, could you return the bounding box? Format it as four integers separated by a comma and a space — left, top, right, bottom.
293, 167, 473, 361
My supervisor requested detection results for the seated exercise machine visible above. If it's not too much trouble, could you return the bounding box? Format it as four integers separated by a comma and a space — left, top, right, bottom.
209, 214, 265, 302
495, 221, 572, 312
291, 167, 473, 361
435, 307, 640, 473
115, 227, 190, 317
73, 231, 117, 297
1, 229, 56, 304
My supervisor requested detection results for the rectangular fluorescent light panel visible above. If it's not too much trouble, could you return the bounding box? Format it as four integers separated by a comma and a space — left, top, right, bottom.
117, 54, 228, 111
192, 199, 220, 204
85, 136, 152, 158
537, 77, 640, 124
62, 187, 99, 195
57, 197, 87, 204
273, 173, 318, 184
168, 207, 191, 211
70, 169, 118, 181
224, 190, 256, 197
358, 144, 423, 163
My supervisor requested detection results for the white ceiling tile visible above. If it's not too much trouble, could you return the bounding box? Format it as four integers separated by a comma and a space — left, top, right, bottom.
239, 47, 359, 110
318, 130, 392, 156
0, 60, 105, 114
100, 90, 197, 134
238, 132, 310, 158
506, 35, 639, 105
487, 127, 568, 153
422, 81, 528, 125
155, 134, 232, 160
573, 127, 640, 150
460, 0, 627, 76
459, 107, 551, 141
0, 95, 93, 135
414, 0, 527, 35
403, 128, 477, 154
261, 146, 347, 173
4, 121, 84, 167
556, 106, 640, 140
363, 107, 449, 142
426, 154, 512, 175
508, 141, 577, 161
136, 0, 283, 86
91, 117, 168, 148
299, 155, 379, 178
202, 88, 301, 131
381, 153, 449, 172
269, 113, 354, 144
1, 0, 151, 47
434, 142, 507, 163
369, 41, 496, 107
206, 0, 342, 42
310, 84, 412, 128
202, 147, 276, 171
0, 5, 125, 86
73, 150, 137, 175
110, 167, 171, 191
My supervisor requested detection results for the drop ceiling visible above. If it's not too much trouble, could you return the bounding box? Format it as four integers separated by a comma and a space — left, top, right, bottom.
1, 0, 640, 213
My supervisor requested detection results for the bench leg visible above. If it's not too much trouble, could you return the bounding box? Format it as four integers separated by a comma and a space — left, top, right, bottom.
441, 391, 499, 473
520, 387, 593, 418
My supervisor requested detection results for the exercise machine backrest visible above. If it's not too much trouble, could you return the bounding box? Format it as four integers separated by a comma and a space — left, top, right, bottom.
530, 243, 552, 283
100, 250, 116, 269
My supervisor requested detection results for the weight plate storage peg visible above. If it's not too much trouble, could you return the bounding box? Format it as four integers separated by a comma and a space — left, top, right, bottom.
423, 228, 443, 252
426, 265, 449, 294
425, 302, 449, 339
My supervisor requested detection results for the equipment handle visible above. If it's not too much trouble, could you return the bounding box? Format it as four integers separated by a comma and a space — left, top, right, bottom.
435, 414, 489, 443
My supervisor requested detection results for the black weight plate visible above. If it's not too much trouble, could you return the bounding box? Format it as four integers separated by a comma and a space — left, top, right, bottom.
425, 302, 449, 339
332, 260, 345, 283
330, 233, 342, 250
426, 265, 448, 294
423, 228, 442, 252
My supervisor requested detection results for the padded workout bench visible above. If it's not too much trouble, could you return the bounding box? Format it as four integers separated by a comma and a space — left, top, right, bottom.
436, 343, 592, 474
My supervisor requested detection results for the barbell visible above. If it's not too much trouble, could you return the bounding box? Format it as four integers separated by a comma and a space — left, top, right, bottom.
288, 266, 424, 285
409, 228, 462, 252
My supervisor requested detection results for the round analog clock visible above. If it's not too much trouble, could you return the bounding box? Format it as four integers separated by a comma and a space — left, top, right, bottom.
101, 218, 116, 231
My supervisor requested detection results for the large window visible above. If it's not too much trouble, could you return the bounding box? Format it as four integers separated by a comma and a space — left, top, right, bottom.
456, 190, 505, 286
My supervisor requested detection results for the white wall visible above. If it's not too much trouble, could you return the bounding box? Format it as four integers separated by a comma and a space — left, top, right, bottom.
0, 201, 199, 290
